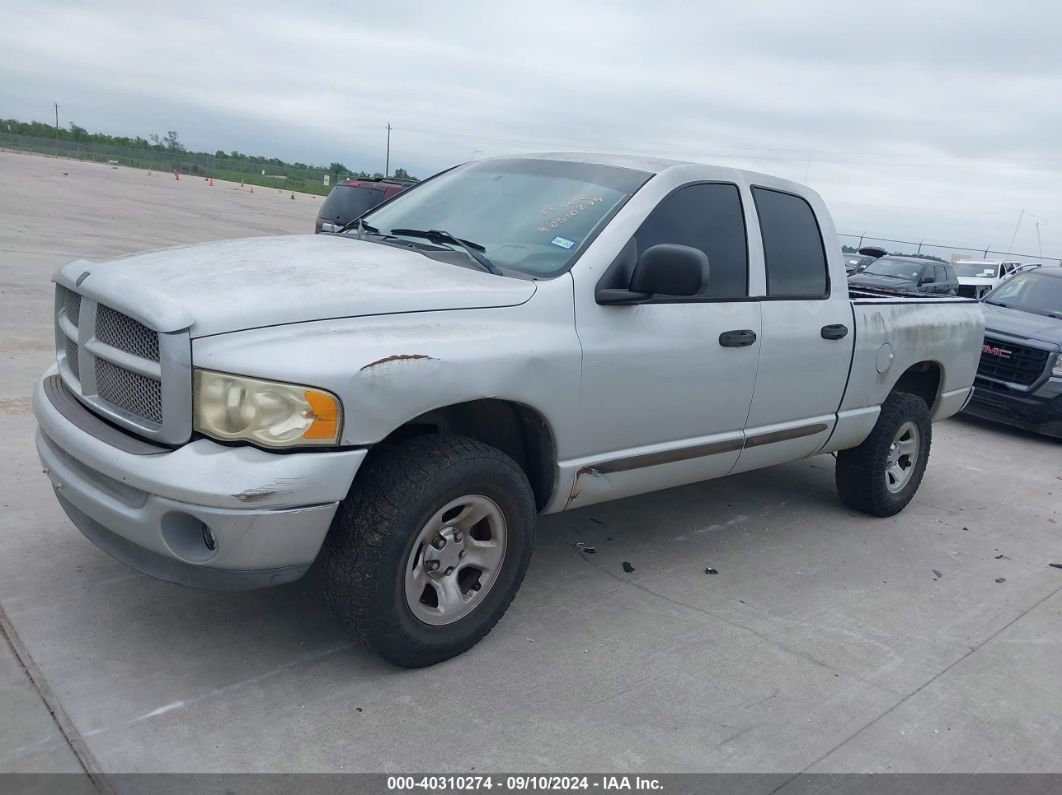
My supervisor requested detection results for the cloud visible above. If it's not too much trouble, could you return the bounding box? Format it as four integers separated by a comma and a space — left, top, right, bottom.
1, 0, 1058, 257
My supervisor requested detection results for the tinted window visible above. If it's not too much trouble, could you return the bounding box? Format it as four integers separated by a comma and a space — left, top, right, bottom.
935, 264, 949, 283
319, 185, 385, 223
864, 257, 925, 280
634, 183, 748, 298
753, 187, 828, 297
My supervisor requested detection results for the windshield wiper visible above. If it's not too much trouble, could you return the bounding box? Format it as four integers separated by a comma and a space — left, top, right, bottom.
336, 217, 380, 235
389, 228, 502, 275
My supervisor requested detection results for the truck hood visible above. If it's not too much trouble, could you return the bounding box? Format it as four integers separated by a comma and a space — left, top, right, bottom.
981, 302, 1062, 348
55, 235, 536, 337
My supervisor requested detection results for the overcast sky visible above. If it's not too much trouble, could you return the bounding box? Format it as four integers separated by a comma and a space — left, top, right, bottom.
2, 0, 1060, 259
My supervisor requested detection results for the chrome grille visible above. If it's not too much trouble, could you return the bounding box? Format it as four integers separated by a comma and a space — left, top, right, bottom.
976, 336, 1051, 387
95, 359, 163, 424
95, 304, 160, 362
64, 290, 82, 327
64, 337, 80, 381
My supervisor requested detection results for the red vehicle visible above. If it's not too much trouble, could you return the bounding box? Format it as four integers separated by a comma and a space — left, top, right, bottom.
314, 178, 411, 233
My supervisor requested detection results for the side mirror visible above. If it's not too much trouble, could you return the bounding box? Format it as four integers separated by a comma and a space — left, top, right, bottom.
597, 244, 710, 304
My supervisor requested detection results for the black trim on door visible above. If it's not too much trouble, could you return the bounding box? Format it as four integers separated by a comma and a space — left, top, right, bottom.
579, 421, 830, 475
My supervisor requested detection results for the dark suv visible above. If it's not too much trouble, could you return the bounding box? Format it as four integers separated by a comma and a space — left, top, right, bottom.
847, 256, 959, 295
315, 178, 412, 233
964, 266, 1062, 438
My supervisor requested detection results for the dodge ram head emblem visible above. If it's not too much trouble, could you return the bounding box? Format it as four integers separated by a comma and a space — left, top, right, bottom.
982, 344, 1012, 358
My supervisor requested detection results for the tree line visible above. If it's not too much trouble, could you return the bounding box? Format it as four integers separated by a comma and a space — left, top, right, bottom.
0, 117, 418, 183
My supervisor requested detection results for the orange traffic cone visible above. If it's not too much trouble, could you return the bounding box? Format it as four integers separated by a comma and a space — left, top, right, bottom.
208, 178, 214, 187
174, 170, 180, 180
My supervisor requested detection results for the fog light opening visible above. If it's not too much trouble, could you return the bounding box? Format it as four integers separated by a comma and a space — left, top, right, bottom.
160, 512, 218, 563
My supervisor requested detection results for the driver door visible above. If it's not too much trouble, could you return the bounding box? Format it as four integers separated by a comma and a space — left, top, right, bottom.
569, 182, 761, 507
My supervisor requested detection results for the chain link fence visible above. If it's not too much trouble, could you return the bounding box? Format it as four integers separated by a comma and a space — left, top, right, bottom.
0, 133, 335, 195
839, 233, 1059, 266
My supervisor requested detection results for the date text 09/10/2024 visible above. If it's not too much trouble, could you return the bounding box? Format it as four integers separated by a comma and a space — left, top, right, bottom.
386, 775, 664, 791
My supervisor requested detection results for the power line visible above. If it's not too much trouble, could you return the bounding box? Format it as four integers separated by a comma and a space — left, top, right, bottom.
838, 232, 1060, 264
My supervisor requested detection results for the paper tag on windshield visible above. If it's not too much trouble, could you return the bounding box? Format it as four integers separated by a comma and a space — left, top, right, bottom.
550, 236, 576, 250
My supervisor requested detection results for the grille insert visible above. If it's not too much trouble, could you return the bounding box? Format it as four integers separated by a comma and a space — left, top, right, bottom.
64, 289, 82, 327
977, 336, 1050, 386
95, 359, 163, 424
95, 305, 160, 361
64, 337, 80, 381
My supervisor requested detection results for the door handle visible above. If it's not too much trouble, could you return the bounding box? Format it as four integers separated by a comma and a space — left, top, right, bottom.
719, 329, 758, 347
821, 323, 849, 340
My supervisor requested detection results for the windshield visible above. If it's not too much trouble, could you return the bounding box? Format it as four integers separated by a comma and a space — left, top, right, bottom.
358, 158, 650, 277
319, 185, 386, 223
984, 271, 1062, 317
862, 257, 925, 280
953, 262, 1000, 278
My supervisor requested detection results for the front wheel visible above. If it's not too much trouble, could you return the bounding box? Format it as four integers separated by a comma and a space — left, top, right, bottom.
835, 392, 932, 517
320, 434, 536, 667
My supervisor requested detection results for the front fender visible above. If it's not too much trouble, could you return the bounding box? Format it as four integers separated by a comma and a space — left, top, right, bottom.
191, 276, 582, 454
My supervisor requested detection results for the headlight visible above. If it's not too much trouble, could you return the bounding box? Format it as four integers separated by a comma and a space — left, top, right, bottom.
193, 370, 342, 448
1053, 353, 1062, 377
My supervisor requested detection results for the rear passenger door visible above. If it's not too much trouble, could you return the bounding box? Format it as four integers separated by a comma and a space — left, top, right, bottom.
733, 186, 855, 474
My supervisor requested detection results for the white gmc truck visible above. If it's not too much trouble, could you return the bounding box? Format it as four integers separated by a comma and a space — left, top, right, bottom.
33, 154, 984, 666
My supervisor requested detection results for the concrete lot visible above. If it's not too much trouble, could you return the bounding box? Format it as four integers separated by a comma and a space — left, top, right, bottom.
1, 150, 1060, 776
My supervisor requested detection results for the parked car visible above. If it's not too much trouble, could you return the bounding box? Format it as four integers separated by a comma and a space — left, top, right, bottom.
34, 153, 983, 667
963, 266, 1062, 438
314, 178, 411, 233
952, 259, 1021, 299
848, 256, 959, 295
843, 253, 875, 275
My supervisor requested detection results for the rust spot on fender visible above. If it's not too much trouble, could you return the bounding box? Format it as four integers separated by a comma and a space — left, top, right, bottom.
359, 354, 436, 372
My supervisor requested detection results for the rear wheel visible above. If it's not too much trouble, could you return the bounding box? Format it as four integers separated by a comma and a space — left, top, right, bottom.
320, 434, 536, 667
835, 392, 932, 517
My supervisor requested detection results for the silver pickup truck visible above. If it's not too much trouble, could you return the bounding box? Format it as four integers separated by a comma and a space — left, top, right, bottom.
33, 153, 984, 666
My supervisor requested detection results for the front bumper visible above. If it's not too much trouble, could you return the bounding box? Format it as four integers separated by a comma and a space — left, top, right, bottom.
964, 378, 1062, 439
33, 368, 367, 590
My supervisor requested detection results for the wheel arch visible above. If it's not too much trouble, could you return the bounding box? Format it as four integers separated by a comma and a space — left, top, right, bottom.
888, 360, 943, 412
367, 399, 558, 512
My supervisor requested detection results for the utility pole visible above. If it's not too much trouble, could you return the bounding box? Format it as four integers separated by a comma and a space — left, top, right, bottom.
1007, 209, 1024, 253
54, 102, 59, 138
385, 122, 392, 178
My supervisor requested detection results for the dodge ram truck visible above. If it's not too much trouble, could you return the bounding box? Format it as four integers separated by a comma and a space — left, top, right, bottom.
33, 153, 985, 667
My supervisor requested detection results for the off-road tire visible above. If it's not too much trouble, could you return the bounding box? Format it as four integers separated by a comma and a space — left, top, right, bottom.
835, 392, 932, 517
320, 433, 536, 667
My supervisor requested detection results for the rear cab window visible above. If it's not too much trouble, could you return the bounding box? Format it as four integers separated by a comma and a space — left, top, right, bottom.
319, 184, 386, 223
752, 187, 829, 298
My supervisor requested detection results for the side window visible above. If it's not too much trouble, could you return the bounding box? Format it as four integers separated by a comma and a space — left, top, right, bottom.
634, 183, 748, 299
935, 265, 948, 283
752, 187, 828, 298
